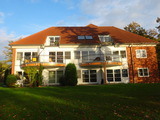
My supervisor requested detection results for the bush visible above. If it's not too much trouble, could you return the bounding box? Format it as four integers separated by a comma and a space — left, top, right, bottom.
3, 68, 11, 85
6, 74, 17, 87
59, 76, 66, 86
64, 63, 77, 86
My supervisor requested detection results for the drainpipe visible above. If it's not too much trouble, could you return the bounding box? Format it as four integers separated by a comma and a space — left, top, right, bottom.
129, 44, 135, 83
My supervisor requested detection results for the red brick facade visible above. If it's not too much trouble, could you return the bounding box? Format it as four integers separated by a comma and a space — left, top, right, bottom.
11, 48, 16, 74
127, 46, 160, 83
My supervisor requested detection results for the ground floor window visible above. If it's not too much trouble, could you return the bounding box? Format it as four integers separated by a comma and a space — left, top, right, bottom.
107, 69, 128, 82
138, 68, 149, 77
49, 70, 63, 83
82, 70, 97, 82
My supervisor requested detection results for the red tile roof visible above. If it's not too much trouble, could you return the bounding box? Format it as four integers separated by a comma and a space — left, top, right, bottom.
10, 24, 158, 46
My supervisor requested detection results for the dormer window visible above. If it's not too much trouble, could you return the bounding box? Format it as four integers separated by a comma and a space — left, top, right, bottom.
49, 36, 60, 46
78, 35, 93, 40
98, 35, 112, 42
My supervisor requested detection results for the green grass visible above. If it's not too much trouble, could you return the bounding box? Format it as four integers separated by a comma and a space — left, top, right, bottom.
0, 84, 160, 120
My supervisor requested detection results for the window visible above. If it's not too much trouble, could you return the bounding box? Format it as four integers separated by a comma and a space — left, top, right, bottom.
49, 70, 63, 83
65, 52, 71, 59
107, 70, 114, 82
90, 70, 97, 82
107, 69, 122, 82
82, 51, 88, 63
138, 68, 149, 77
49, 52, 55, 62
74, 51, 80, 59
78, 36, 93, 40
49, 71, 56, 83
49, 52, 63, 63
136, 49, 147, 58
82, 70, 97, 82
32, 52, 38, 62
98, 35, 112, 42
114, 69, 121, 81
49, 36, 60, 46
24, 52, 31, 63
78, 36, 85, 39
49, 37, 54, 46
113, 51, 120, 61
82, 51, 96, 62
83, 70, 89, 82
120, 51, 126, 58
24, 52, 38, 63
122, 69, 128, 77
17, 52, 23, 60
107, 69, 129, 82
85, 36, 93, 39
57, 52, 63, 63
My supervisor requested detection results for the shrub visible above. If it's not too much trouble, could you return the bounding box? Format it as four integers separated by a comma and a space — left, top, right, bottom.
59, 76, 66, 86
64, 63, 77, 86
6, 74, 17, 87
3, 68, 11, 85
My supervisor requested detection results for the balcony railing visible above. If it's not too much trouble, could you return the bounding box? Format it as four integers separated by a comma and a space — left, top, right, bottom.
79, 54, 122, 63
20, 55, 65, 65
19, 54, 122, 67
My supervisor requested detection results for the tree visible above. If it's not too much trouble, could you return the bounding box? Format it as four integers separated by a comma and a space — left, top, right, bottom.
23, 66, 38, 87
23, 65, 44, 87
156, 17, 160, 39
3, 41, 13, 63
146, 29, 158, 40
124, 22, 147, 36
35, 64, 44, 86
0, 61, 10, 84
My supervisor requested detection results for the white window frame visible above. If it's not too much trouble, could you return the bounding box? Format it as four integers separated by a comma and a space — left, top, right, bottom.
49, 70, 64, 84
98, 35, 112, 42
138, 68, 149, 77
48, 36, 60, 46
136, 49, 147, 58
49, 51, 63, 63
17, 52, 23, 60
82, 69, 97, 83
106, 69, 129, 82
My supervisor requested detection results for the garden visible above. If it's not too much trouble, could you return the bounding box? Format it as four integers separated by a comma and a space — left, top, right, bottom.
0, 83, 160, 120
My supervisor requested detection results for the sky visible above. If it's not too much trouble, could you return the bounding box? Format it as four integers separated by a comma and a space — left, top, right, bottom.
0, 0, 160, 60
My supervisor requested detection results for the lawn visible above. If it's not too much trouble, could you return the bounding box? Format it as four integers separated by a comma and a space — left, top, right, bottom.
0, 84, 160, 120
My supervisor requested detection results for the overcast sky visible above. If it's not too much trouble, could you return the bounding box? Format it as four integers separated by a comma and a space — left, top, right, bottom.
0, 0, 160, 60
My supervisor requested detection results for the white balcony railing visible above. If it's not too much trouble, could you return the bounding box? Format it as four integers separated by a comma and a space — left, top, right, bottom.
79, 54, 122, 63
20, 55, 65, 65
20, 54, 121, 65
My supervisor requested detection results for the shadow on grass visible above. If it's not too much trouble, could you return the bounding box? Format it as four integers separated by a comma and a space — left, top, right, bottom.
0, 84, 160, 120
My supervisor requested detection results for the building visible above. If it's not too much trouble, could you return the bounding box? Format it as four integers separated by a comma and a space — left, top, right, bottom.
10, 24, 160, 85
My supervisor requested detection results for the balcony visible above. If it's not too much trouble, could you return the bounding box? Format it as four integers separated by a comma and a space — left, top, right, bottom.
20, 55, 66, 67
79, 54, 122, 67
